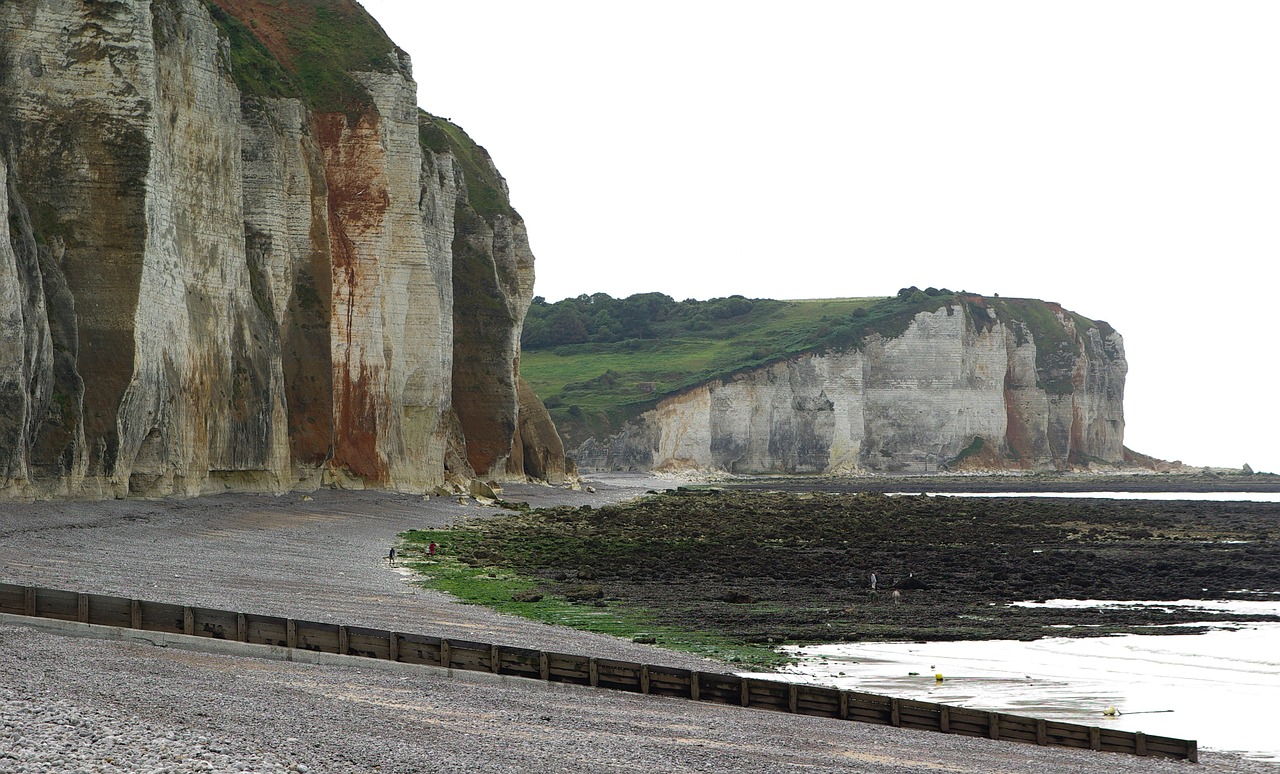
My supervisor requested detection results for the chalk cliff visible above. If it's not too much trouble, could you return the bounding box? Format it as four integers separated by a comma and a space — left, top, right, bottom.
575, 297, 1126, 474
0, 0, 558, 498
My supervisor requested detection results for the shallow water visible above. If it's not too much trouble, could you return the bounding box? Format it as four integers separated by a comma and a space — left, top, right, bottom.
766, 603, 1280, 761
896, 491, 1280, 502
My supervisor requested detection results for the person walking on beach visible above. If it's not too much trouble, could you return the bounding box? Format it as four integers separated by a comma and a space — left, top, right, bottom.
428, 542, 437, 556
388, 547, 397, 565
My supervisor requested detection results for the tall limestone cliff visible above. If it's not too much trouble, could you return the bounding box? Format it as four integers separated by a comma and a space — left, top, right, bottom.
575, 297, 1126, 474
0, 0, 561, 498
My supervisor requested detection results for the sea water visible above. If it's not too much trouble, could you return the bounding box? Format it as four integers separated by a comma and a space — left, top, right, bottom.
762, 600, 1280, 761
894, 491, 1280, 502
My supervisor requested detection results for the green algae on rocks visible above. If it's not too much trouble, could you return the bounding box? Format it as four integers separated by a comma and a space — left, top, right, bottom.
403, 488, 1280, 658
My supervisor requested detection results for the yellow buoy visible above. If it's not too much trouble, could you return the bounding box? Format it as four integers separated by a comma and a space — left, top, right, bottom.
1103, 706, 1118, 717
935, 673, 944, 682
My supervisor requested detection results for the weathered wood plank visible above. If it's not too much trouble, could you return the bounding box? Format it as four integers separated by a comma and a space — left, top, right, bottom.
1044, 721, 1089, 743
396, 633, 439, 665
296, 620, 340, 653
86, 594, 130, 627
439, 639, 451, 669
0, 583, 25, 614
192, 607, 237, 640
35, 588, 78, 621
243, 614, 287, 646
141, 601, 186, 634
346, 626, 391, 659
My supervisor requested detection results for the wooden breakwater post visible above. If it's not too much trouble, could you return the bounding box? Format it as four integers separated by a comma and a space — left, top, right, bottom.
0, 582, 1197, 763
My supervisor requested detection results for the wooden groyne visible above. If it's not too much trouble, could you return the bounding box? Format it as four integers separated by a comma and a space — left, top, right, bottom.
0, 582, 1197, 762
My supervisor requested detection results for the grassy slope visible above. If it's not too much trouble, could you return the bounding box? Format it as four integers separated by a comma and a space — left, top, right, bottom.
524, 296, 918, 443
523, 291, 1114, 446
202, 0, 401, 111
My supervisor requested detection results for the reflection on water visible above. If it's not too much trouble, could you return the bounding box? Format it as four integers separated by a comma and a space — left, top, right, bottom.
755, 612, 1280, 761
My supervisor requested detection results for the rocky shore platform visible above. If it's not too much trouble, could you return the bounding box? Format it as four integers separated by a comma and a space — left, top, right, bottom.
451, 485, 1280, 645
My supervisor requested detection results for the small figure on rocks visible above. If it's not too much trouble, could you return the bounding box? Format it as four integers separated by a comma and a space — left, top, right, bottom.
428, 542, 438, 556
870, 572, 877, 590
388, 547, 396, 565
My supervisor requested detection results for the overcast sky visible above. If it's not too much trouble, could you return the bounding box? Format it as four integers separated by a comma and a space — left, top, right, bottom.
363, 0, 1279, 474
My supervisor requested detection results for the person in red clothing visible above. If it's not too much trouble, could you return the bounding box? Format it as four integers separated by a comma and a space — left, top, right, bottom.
428, 542, 437, 556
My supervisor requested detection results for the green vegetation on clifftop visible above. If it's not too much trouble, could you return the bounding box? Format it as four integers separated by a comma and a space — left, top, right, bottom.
419, 112, 515, 221
203, 0, 402, 112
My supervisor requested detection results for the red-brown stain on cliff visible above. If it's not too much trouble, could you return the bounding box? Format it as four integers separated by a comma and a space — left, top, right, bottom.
316, 111, 391, 483
1003, 376, 1033, 469
1068, 397, 1087, 467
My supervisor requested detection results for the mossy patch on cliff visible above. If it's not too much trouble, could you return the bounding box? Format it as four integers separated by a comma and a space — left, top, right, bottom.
990, 298, 1111, 395
203, 0, 402, 112
419, 112, 515, 221
203, 2, 295, 99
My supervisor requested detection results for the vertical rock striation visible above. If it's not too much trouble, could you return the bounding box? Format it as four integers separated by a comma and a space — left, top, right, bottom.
0, 0, 557, 498
575, 298, 1126, 474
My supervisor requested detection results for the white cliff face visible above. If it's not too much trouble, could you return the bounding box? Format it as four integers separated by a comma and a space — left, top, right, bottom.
578, 303, 1126, 474
116, 0, 281, 498
0, 153, 53, 490
0, 0, 547, 498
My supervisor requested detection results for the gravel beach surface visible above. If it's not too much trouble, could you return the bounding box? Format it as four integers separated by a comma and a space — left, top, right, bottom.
0, 475, 1270, 772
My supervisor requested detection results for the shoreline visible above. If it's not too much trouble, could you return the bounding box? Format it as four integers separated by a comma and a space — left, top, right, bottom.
0, 477, 1274, 771
674, 470, 1280, 494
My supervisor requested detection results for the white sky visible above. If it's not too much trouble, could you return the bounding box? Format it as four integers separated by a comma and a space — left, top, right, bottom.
362, 0, 1280, 474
